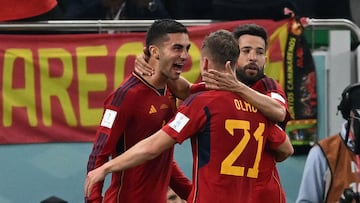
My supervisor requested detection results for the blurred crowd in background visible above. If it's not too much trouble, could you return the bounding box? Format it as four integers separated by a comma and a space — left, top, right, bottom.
0, 0, 358, 26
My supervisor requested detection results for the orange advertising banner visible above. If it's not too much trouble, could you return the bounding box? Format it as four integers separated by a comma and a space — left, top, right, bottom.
0, 19, 316, 144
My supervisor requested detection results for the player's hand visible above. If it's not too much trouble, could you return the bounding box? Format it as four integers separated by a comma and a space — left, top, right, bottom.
201, 64, 243, 92
84, 167, 107, 198
134, 48, 154, 76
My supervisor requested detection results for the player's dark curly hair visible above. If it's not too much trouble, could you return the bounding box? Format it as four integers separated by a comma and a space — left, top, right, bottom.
233, 24, 268, 48
145, 19, 188, 54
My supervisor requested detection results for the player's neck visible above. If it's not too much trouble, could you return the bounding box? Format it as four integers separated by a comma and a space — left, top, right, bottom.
141, 59, 166, 89
145, 77, 166, 89
142, 69, 167, 89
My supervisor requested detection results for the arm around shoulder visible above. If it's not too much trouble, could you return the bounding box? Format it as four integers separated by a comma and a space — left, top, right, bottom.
202, 69, 286, 122
238, 85, 287, 123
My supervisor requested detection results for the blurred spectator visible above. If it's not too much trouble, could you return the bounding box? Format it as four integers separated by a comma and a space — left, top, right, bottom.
0, 0, 64, 22
290, 0, 352, 20
64, 0, 170, 20
163, 0, 212, 19
212, 0, 296, 21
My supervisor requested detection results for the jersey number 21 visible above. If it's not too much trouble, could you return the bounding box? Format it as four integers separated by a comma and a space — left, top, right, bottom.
221, 120, 265, 178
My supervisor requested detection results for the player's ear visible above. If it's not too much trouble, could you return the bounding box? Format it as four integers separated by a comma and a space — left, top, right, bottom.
225, 60, 237, 77
201, 57, 209, 72
225, 60, 232, 72
149, 45, 160, 59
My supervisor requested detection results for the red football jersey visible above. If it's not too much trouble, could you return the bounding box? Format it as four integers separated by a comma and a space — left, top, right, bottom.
86, 73, 191, 203
252, 75, 291, 127
162, 90, 287, 203
252, 76, 290, 203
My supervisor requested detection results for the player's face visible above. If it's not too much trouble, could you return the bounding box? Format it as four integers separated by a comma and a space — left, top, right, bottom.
235, 34, 266, 86
158, 33, 190, 80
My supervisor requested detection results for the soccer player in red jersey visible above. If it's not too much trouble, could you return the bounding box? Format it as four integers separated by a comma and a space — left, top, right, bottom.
202, 24, 290, 127
84, 29, 294, 202
135, 24, 291, 202
203, 24, 291, 203
85, 19, 192, 203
